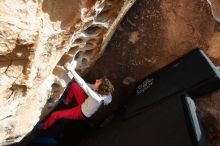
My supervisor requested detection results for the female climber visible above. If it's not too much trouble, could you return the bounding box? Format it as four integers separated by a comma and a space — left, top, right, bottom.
41, 64, 114, 129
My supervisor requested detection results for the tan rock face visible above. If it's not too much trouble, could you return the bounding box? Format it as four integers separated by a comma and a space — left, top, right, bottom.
0, 0, 135, 145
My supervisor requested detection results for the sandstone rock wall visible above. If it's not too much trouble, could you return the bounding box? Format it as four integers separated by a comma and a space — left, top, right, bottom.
0, 0, 135, 145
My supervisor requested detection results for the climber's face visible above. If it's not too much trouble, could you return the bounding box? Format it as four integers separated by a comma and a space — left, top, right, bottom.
94, 79, 103, 90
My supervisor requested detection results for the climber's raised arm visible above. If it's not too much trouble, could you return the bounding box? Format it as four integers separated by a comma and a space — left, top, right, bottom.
66, 66, 103, 102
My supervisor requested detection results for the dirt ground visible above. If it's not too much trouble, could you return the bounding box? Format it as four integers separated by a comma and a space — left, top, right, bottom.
86, 0, 220, 145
